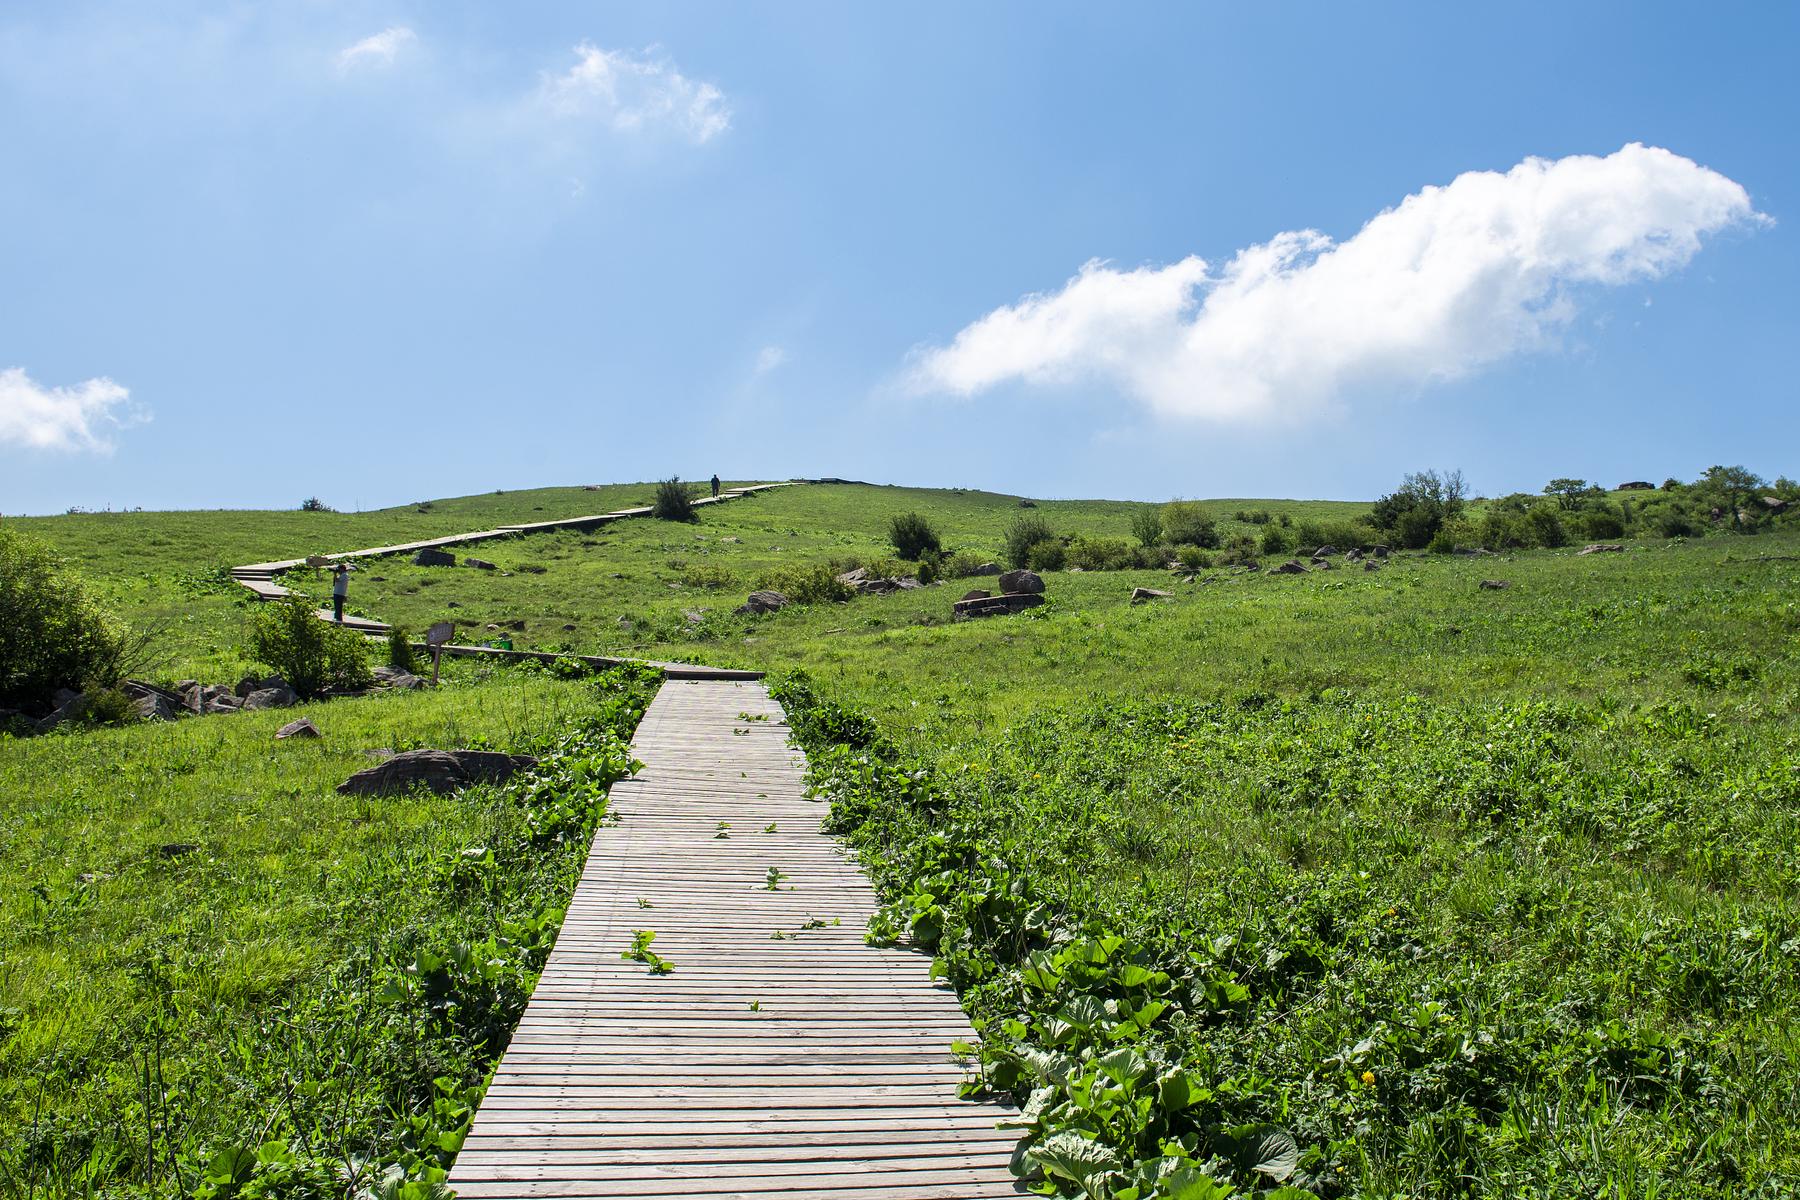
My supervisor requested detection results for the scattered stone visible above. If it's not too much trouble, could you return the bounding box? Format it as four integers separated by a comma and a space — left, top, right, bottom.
1018, 499, 1037, 508
243, 686, 297, 710
1345, 548, 1363, 561
1370, 545, 1390, 558
562, 623, 577, 631
1130, 587, 1172, 603
617, 617, 634, 631
335, 749, 538, 797
133, 692, 178, 721
953, 593, 1045, 619
971, 563, 1001, 576
1579, 544, 1625, 555
204, 696, 243, 714
1312, 545, 1338, 558
1068, 566, 1085, 573
1478, 579, 1511, 590
158, 842, 199, 857
720, 536, 741, 543
1762, 495, 1789, 513
736, 590, 790, 615
960, 589, 993, 601
1181, 574, 1196, 584
1364, 560, 1381, 571
1312, 558, 1334, 570
1269, 560, 1308, 575
446, 601, 462, 609
276, 717, 321, 740
997, 569, 1045, 595
685, 610, 706, 625
235, 675, 261, 698
465, 557, 497, 570
517, 564, 547, 574
895, 577, 923, 589
412, 548, 457, 567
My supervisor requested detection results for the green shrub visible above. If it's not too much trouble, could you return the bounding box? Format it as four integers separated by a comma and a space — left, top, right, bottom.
1160, 502, 1219, 548
1259, 524, 1292, 555
299, 496, 335, 512
1067, 535, 1137, 572
1004, 516, 1056, 569
1175, 545, 1213, 571
1129, 507, 1162, 547
652, 477, 698, 522
387, 626, 418, 673
678, 564, 738, 590
1580, 509, 1626, 540
78, 686, 138, 728
249, 598, 375, 697
1027, 539, 1067, 572
757, 564, 853, 605
1292, 518, 1371, 553
887, 512, 942, 561
1233, 509, 1274, 525
1656, 509, 1700, 538
1526, 505, 1569, 548
1428, 527, 1459, 554
1481, 508, 1533, 550
0, 527, 127, 712
1397, 506, 1442, 549
943, 551, 994, 578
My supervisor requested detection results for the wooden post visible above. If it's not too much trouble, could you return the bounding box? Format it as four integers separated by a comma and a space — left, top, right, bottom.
426, 621, 454, 686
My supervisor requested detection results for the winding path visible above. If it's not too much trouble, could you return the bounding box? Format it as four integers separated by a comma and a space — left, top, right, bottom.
447, 680, 1022, 1199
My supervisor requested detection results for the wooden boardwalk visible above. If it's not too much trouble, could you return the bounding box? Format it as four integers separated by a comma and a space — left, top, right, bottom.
448, 680, 1021, 1199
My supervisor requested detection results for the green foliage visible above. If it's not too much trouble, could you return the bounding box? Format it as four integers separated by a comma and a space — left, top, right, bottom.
1130, 506, 1163, 548
0, 526, 128, 712
1160, 502, 1220, 548
248, 597, 375, 697
652, 476, 698, 522
1175, 545, 1213, 571
677, 563, 738, 590
1543, 478, 1603, 510
944, 550, 996, 578
1258, 524, 1292, 556
758, 564, 854, 605
1291, 519, 1371, 554
887, 511, 943, 561
1005, 515, 1058, 570
1372, 469, 1467, 549
388, 625, 419, 672
299, 496, 335, 512
1067, 535, 1140, 572
1028, 539, 1068, 572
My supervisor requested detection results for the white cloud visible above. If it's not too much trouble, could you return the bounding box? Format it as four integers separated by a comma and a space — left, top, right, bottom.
0, 368, 148, 453
337, 26, 415, 72
754, 345, 788, 374
910, 144, 1765, 423
539, 43, 729, 144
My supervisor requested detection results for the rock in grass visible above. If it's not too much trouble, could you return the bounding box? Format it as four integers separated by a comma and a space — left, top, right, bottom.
276, 717, 320, 739
243, 686, 297, 710
132, 692, 179, 722
736, 590, 789, 615
1579, 544, 1625, 555
1364, 560, 1381, 571
953, 593, 1044, 619
1269, 559, 1308, 575
971, 562, 1001, 576
1130, 587, 1173, 603
1479, 579, 1511, 590
412, 548, 456, 567
997, 569, 1045, 595
465, 557, 497, 570
335, 749, 537, 797
960, 589, 992, 602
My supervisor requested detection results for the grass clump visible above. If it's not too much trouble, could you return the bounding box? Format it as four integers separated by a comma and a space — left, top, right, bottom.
652, 476, 698, 522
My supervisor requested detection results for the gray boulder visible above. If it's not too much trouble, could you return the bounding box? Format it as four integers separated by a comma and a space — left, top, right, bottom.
134, 692, 178, 721
1478, 579, 1511, 590
997, 569, 1045, 595
1364, 560, 1381, 571
243, 686, 297, 710
1269, 560, 1307, 575
412, 548, 457, 567
971, 562, 1001, 576
1579, 544, 1624, 555
736, 590, 789, 615
960, 589, 992, 602
276, 717, 321, 740
336, 749, 538, 797
1312, 545, 1338, 558
235, 675, 262, 698
464, 557, 497, 570
1130, 587, 1172, 603
953, 593, 1045, 619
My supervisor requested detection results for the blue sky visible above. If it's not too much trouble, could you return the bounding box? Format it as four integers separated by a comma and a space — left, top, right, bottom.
2, 2, 1795, 513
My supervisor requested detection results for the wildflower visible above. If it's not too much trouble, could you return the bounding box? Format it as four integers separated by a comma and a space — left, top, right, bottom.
1360, 1070, 1376, 1086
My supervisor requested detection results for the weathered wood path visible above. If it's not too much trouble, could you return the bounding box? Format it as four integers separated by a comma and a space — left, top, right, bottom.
448, 680, 1022, 1199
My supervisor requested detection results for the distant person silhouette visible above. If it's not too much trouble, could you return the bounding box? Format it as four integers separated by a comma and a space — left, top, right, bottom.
332, 564, 349, 622
710, 474, 721, 498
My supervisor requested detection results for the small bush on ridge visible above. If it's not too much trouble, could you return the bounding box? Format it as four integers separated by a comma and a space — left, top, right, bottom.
887, 512, 942, 561
249, 597, 374, 697
1160, 501, 1219, 548
652, 477, 698, 522
1004, 515, 1057, 569
1129, 507, 1162, 547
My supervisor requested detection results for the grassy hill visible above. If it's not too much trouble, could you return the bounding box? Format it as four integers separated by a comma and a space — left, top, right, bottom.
4, 480, 1799, 1196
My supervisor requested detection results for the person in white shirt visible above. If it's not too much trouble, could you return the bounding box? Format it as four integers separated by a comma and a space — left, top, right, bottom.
332, 564, 349, 622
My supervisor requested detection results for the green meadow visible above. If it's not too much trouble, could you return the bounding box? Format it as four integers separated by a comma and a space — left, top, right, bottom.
4, 479, 1799, 1197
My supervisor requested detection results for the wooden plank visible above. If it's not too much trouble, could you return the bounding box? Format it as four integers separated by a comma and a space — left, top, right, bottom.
448, 679, 1018, 1197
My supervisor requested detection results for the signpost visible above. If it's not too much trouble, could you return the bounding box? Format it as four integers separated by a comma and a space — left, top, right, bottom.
426, 621, 454, 686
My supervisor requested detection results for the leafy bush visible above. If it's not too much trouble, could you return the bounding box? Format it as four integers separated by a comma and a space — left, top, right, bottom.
1656, 509, 1700, 538
1579, 509, 1626, 540
1526, 505, 1568, 548
1175, 545, 1213, 571
1004, 516, 1057, 569
1027, 539, 1067, 572
1259, 524, 1292, 555
1067, 535, 1138, 572
299, 496, 335, 512
248, 598, 374, 697
887, 512, 942, 561
1234, 509, 1274, 524
1160, 502, 1219, 548
1372, 468, 1467, 548
387, 626, 418, 673
1292, 518, 1370, 553
652, 477, 698, 522
0, 527, 127, 713
1129, 507, 1162, 548
943, 551, 996, 578
678, 564, 738, 590
757, 564, 853, 605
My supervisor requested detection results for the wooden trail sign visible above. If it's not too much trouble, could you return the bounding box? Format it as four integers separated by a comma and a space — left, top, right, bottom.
426, 621, 454, 685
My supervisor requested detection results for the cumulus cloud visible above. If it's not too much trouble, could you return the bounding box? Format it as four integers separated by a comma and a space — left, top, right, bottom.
0, 368, 147, 453
539, 43, 729, 144
754, 345, 788, 374
910, 144, 1765, 422
337, 26, 415, 72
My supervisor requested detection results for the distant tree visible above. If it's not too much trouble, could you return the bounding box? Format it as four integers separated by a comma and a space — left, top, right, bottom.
1370, 468, 1469, 549
886, 512, 942, 561
300, 497, 335, 512
1129, 506, 1163, 547
1543, 478, 1602, 510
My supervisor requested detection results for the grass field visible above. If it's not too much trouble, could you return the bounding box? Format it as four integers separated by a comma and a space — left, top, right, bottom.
5, 481, 1799, 1197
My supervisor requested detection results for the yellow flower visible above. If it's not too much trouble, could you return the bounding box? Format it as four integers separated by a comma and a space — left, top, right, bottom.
1360, 1070, 1376, 1086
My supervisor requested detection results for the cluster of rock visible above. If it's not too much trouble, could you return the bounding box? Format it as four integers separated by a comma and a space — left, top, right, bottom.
1268, 544, 1389, 576
835, 566, 927, 596
736, 590, 789, 615
955, 569, 1045, 619
17, 665, 430, 735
